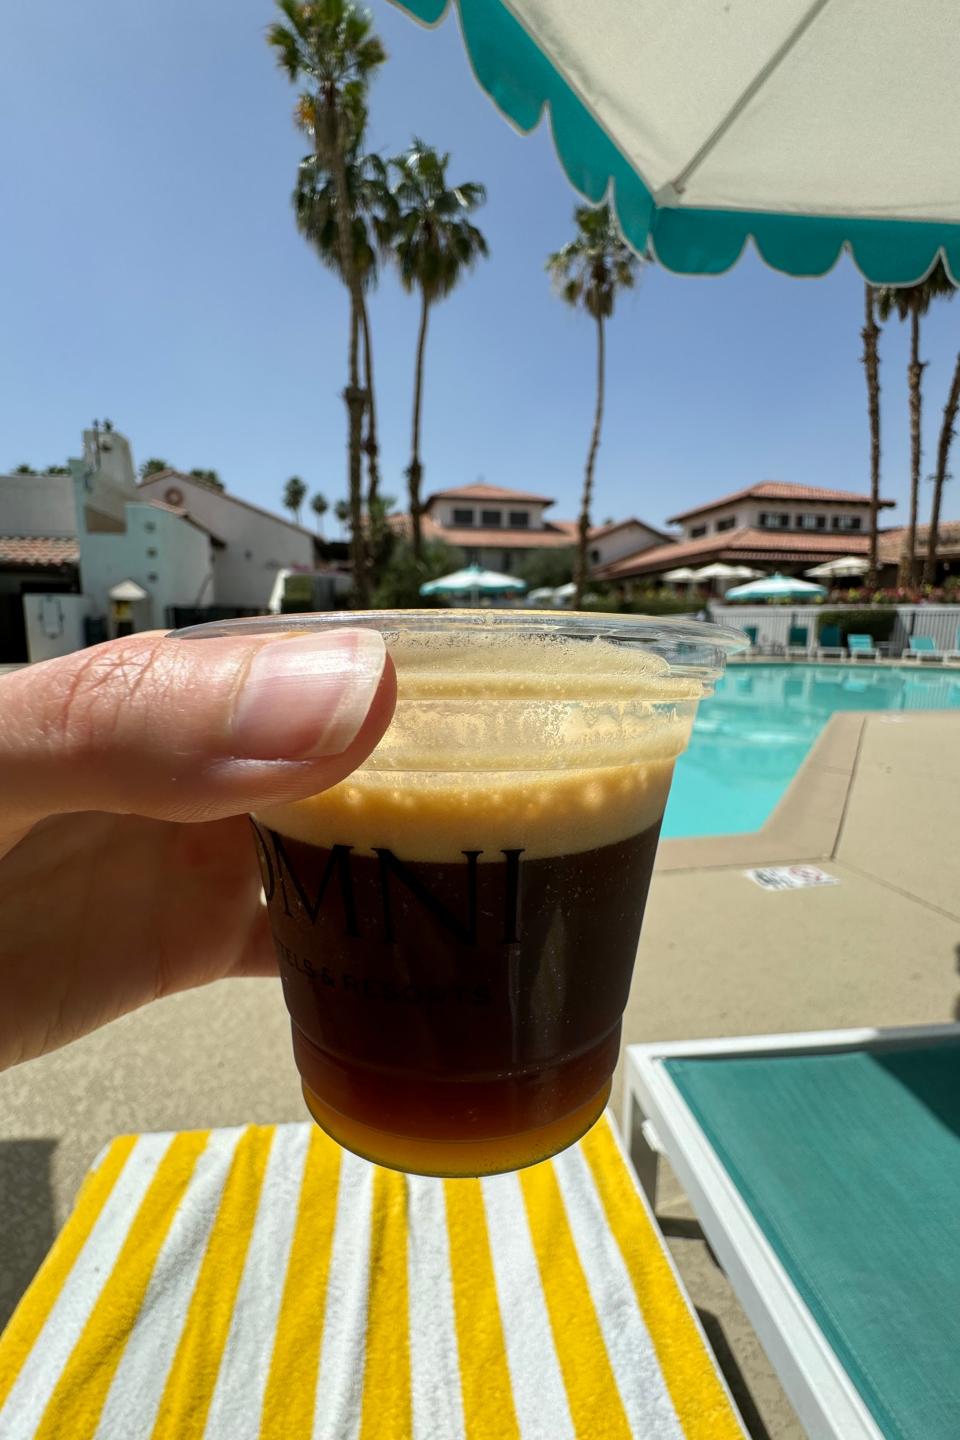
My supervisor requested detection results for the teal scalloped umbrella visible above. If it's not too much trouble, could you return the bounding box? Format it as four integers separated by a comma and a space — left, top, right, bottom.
390, 1, 959, 283
420, 562, 528, 604
723, 572, 826, 601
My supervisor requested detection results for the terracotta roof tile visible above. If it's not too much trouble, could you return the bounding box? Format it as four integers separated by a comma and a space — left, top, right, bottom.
425, 482, 554, 505
878, 521, 960, 560
595, 527, 873, 580
667, 481, 894, 524
0, 536, 79, 567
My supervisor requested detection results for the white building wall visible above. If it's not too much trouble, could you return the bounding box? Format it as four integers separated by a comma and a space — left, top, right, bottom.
0, 473, 77, 537
680, 501, 873, 539
23, 594, 91, 662
430, 499, 547, 531
138, 475, 314, 609
590, 523, 662, 566
79, 504, 212, 631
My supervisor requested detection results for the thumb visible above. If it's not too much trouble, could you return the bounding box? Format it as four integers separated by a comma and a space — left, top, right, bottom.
0, 627, 396, 843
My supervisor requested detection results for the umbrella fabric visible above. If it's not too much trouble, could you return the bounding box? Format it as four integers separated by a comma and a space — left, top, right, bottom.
420, 563, 527, 596
390, 0, 960, 283
690, 563, 762, 581
805, 556, 871, 578
724, 572, 826, 601
661, 567, 702, 582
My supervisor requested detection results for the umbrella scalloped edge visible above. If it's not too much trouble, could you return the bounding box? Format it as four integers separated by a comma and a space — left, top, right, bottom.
390, 0, 960, 286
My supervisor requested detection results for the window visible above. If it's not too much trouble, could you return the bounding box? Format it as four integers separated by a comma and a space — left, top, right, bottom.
144, 521, 156, 534
453, 508, 474, 526
481, 509, 502, 527
146, 547, 158, 558
465, 546, 480, 564
509, 511, 530, 529
591, 548, 601, 564
689, 524, 707, 538
759, 511, 790, 529
501, 551, 513, 572
715, 516, 736, 532
796, 513, 827, 530
833, 514, 863, 531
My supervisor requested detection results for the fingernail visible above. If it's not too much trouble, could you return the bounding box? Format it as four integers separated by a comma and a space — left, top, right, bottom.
232, 629, 386, 759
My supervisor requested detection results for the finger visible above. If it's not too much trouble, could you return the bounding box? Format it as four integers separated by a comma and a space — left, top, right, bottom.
0, 627, 397, 843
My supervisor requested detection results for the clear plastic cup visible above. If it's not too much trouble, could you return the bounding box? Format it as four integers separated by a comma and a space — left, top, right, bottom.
175, 610, 744, 1175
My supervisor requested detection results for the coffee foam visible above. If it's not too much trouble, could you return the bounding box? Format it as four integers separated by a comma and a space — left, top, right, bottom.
256, 633, 698, 861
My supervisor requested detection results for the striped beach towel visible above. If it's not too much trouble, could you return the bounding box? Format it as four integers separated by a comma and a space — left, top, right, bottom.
0, 1114, 743, 1439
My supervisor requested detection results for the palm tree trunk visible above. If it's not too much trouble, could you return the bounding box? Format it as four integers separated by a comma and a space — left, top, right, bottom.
861, 285, 881, 588
322, 105, 369, 607
408, 291, 430, 560
902, 307, 925, 587
575, 313, 606, 610
360, 296, 380, 507
923, 350, 960, 587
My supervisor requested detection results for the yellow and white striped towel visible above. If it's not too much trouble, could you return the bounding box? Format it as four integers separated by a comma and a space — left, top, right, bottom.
0, 1114, 743, 1439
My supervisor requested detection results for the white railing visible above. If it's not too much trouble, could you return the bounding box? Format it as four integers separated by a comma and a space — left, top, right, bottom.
711, 603, 960, 655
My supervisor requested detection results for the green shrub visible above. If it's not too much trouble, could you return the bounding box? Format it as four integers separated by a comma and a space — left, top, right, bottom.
585, 589, 696, 616
816, 607, 896, 641
370, 539, 464, 609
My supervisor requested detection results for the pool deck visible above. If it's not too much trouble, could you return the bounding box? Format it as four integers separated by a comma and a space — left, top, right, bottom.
2, 709, 960, 1438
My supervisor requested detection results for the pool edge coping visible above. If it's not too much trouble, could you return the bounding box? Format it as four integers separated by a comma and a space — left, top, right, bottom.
656, 708, 960, 873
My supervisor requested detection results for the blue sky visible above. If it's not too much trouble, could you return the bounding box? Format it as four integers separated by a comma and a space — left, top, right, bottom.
2, 0, 958, 537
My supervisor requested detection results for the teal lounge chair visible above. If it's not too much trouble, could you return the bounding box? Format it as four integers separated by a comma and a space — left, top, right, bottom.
786, 625, 811, 658
905, 635, 945, 662
847, 633, 878, 661
816, 624, 844, 660
628, 1022, 960, 1440
944, 627, 960, 664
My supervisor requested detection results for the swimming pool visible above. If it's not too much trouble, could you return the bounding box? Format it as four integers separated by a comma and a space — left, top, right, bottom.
663, 663, 960, 840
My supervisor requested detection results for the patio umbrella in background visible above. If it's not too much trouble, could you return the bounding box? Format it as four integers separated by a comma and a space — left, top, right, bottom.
661, 567, 702, 583
389, 2, 959, 282
689, 564, 764, 582
723, 572, 827, 602
805, 556, 871, 579
420, 562, 528, 605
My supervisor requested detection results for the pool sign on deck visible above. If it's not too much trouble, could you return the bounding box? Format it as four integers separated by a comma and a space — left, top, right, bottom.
745, 866, 840, 892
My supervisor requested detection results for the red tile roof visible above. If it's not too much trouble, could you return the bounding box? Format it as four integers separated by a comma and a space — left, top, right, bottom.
667, 481, 895, 524
879, 521, 960, 561
0, 536, 79, 567
426, 482, 554, 505
595, 527, 872, 580
390, 513, 576, 549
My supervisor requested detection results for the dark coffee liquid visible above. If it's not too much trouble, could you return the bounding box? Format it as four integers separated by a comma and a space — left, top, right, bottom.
254, 819, 661, 1173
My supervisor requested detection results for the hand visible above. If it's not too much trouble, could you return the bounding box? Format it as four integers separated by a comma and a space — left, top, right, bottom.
0, 627, 396, 1070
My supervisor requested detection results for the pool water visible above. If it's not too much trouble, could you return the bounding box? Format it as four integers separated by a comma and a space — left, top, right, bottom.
663, 663, 960, 840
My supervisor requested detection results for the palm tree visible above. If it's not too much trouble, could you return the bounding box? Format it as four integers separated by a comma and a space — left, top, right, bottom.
284, 475, 308, 524
926, 351, 960, 586
389, 139, 487, 557
310, 491, 329, 536
294, 146, 395, 514
334, 498, 351, 530
547, 204, 640, 608
861, 285, 882, 587
139, 457, 171, 478
268, 0, 386, 607
875, 261, 955, 585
